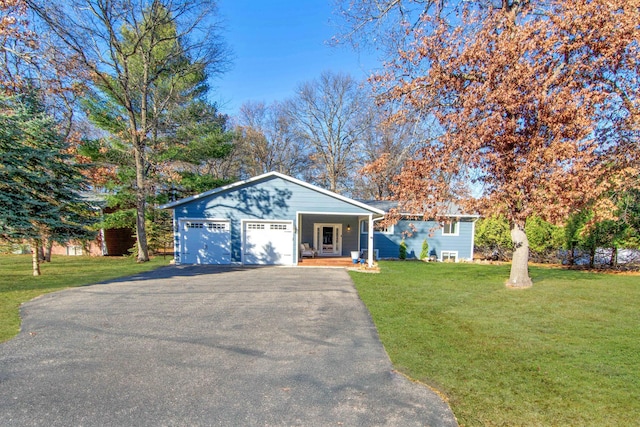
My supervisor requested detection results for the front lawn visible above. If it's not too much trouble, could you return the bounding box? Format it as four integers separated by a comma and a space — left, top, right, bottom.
350, 262, 640, 426
0, 255, 167, 342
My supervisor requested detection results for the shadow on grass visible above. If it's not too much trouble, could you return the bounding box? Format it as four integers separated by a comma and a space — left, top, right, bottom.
530, 265, 617, 284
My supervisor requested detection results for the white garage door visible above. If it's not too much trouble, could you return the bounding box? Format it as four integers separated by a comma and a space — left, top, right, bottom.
243, 221, 293, 265
180, 220, 231, 265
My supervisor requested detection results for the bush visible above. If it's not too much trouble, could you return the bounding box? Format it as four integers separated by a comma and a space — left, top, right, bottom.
475, 216, 512, 260
420, 239, 429, 260
399, 239, 407, 260
526, 215, 564, 262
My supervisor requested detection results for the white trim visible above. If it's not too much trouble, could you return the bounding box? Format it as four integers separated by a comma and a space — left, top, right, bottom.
172, 216, 179, 264
367, 215, 379, 267
160, 172, 385, 215
313, 223, 343, 256
470, 217, 478, 261
360, 219, 394, 235
442, 220, 460, 236
178, 217, 229, 222
398, 212, 481, 219
297, 210, 384, 218
182, 219, 231, 232
296, 213, 301, 263
441, 250, 459, 262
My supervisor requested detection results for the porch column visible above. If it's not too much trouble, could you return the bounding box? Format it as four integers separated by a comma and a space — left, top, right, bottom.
367, 213, 374, 267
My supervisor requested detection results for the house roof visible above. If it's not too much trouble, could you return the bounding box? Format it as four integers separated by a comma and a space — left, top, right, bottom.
78, 190, 108, 206
358, 200, 480, 218
159, 171, 386, 216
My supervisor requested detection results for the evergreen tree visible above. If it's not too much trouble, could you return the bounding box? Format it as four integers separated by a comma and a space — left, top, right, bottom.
0, 93, 96, 275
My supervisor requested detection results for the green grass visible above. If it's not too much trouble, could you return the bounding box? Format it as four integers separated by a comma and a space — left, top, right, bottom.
0, 255, 168, 342
350, 261, 640, 426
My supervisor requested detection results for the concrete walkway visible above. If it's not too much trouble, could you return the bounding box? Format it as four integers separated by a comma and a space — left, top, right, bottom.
0, 266, 458, 426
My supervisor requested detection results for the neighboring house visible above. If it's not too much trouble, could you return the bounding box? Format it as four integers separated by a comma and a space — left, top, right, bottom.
160, 172, 478, 266
48, 224, 135, 257
22, 225, 135, 257
41, 195, 136, 257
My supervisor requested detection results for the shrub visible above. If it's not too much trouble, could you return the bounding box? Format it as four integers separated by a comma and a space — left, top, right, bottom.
399, 239, 407, 260
420, 239, 429, 260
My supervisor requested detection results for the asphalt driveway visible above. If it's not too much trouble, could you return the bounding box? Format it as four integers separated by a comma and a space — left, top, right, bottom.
0, 266, 457, 426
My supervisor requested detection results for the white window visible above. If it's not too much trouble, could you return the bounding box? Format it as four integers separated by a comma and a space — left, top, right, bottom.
247, 223, 265, 230
360, 220, 394, 235
207, 222, 229, 230
67, 245, 83, 256
442, 221, 459, 236
270, 223, 290, 231
441, 251, 458, 262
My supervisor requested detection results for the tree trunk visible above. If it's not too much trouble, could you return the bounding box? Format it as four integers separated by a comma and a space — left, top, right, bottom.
44, 237, 52, 262
133, 65, 150, 263
32, 240, 41, 276
610, 247, 617, 267
589, 246, 596, 268
134, 143, 150, 263
37, 244, 45, 262
507, 222, 532, 288
568, 244, 575, 266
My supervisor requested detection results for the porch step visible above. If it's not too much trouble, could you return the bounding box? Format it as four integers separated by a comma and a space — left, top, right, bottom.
297, 257, 356, 267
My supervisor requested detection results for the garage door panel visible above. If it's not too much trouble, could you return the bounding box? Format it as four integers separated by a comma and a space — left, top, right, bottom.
244, 222, 293, 265
181, 221, 231, 264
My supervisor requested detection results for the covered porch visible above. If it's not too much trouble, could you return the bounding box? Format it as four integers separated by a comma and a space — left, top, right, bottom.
296, 212, 382, 267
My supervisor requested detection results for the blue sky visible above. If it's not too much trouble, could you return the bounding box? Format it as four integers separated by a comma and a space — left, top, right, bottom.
213, 0, 380, 116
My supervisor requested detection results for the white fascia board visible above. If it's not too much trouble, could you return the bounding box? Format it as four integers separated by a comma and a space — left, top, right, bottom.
398, 212, 481, 219
177, 217, 230, 223
297, 210, 385, 219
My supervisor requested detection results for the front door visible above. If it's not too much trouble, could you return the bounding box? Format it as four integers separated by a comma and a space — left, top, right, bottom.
314, 224, 342, 256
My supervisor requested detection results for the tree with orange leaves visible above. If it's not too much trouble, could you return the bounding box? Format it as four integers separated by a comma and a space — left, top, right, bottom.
337, 0, 639, 287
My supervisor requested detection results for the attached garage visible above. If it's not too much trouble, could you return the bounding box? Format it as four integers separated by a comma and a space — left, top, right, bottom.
160, 172, 385, 267
180, 219, 231, 265
243, 221, 294, 265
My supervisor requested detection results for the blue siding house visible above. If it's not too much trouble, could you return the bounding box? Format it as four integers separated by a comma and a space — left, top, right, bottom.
358, 201, 478, 262
160, 172, 478, 266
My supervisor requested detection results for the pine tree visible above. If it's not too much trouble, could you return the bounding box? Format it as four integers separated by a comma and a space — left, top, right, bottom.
0, 93, 96, 275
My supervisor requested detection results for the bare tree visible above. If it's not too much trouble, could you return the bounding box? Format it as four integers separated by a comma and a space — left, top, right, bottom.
287, 71, 371, 194
234, 101, 311, 178
354, 106, 431, 200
